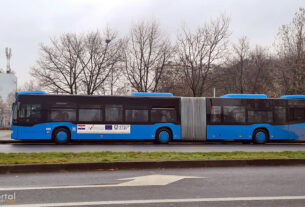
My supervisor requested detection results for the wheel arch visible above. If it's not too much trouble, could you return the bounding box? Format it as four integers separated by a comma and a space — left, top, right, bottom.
156, 126, 173, 140
252, 127, 270, 141
52, 126, 71, 141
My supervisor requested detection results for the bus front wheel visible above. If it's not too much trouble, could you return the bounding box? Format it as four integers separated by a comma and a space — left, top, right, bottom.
53, 128, 70, 144
155, 128, 172, 144
253, 129, 268, 144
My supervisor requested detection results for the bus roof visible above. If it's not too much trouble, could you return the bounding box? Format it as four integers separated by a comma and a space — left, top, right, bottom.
16, 91, 46, 97
131, 92, 173, 97
280, 95, 305, 99
220, 94, 267, 98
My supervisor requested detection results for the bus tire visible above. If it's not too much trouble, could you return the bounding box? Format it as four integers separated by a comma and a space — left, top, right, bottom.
253, 128, 268, 144
155, 128, 172, 144
53, 128, 70, 144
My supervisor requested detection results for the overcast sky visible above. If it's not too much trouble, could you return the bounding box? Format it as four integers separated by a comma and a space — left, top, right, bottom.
0, 0, 303, 87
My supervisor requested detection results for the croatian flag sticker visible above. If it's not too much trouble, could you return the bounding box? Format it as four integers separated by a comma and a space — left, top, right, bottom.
78, 125, 86, 130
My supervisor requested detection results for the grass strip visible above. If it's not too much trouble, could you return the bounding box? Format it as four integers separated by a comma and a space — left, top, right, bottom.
0, 151, 305, 165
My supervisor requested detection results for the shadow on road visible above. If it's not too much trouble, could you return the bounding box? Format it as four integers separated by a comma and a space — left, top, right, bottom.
7, 140, 305, 146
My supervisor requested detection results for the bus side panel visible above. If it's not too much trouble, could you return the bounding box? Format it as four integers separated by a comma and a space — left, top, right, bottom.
13, 124, 51, 140
72, 125, 152, 140
13, 125, 50, 140
13, 123, 75, 140
72, 123, 181, 140
207, 125, 250, 140
272, 125, 290, 140
288, 123, 305, 140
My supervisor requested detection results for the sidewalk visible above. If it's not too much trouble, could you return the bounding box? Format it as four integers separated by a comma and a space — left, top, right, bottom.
0, 130, 11, 140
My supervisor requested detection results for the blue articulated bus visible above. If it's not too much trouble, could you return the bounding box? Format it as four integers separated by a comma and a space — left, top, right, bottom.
11, 91, 305, 144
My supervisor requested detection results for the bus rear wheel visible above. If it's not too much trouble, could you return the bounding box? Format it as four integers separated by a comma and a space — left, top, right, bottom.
253, 129, 268, 144
53, 128, 70, 144
155, 128, 172, 144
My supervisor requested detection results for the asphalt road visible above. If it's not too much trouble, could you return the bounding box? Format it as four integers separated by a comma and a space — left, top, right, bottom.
1, 142, 305, 153
0, 166, 305, 206
1, 130, 305, 153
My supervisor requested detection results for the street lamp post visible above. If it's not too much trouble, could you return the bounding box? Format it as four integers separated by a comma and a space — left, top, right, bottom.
105, 39, 114, 95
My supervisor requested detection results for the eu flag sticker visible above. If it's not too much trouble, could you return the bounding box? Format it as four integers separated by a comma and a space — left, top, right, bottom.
105, 125, 112, 130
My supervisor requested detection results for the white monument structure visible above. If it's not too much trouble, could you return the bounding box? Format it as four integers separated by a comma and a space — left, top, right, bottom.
0, 48, 17, 127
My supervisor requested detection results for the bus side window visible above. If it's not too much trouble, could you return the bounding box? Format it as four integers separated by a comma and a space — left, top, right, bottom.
274, 106, 287, 124
79, 109, 102, 122
151, 108, 176, 123
210, 106, 221, 123
223, 106, 246, 123
125, 110, 148, 122
248, 111, 273, 123
105, 105, 123, 122
50, 109, 76, 122
289, 108, 305, 122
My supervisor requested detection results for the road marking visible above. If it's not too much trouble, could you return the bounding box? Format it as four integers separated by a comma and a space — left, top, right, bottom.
3, 196, 305, 207
0, 174, 203, 191
116, 174, 202, 186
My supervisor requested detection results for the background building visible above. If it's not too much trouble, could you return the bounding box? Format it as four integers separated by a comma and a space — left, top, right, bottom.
0, 48, 17, 127
0, 72, 17, 102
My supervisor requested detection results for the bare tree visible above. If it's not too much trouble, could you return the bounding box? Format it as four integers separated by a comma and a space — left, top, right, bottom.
32, 30, 124, 95
231, 36, 250, 93
78, 30, 124, 95
18, 80, 42, 92
213, 41, 276, 96
176, 14, 230, 97
275, 7, 305, 94
123, 21, 172, 92
32, 34, 84, 94
157, 62, 190, 96
247, 46, 274, 94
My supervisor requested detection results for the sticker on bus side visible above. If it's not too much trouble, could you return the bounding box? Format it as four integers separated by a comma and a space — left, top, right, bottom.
77, 124, 130, 134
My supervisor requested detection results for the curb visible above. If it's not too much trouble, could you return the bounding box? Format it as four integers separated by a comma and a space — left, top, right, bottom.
0, 140, 54, 144
0, 140, 19, 144
0, 140, 32, 144
1, 159, 305, 174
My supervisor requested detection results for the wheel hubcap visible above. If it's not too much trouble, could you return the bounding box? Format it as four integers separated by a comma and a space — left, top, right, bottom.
56, 131, 68, 143
159, 131, 170, 143
256, 131, 266, 143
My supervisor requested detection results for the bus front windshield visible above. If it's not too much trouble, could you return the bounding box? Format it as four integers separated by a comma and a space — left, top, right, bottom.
12, 101, 18, 125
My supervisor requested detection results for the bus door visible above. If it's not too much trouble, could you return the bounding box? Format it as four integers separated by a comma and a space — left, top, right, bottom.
221, 105, 248, 140
273, 106, 290, 140
17, 103, 45, 140
207, 98, 248, 140
287, 100, 305, 140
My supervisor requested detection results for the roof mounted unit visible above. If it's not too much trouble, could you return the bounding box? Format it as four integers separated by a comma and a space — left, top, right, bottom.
220, 94, 267, 98
280, 95, 305, 99
131, 92, 173, 97
16, 91, 46, 97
